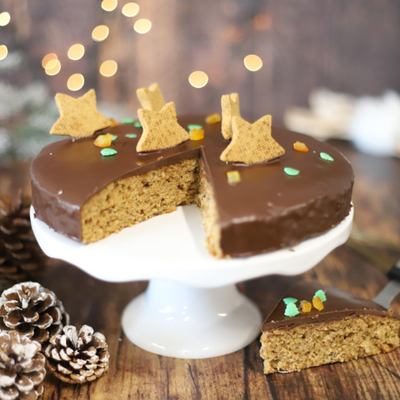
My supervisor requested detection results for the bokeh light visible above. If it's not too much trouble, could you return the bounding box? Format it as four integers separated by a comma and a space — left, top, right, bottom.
0, 45, 8, 61
92, 25, 110, 42
100, 60, 118, 77
122, 2, 140, 17
244, 54, 263, 71
45, 59, 61, 76
68, 44, 85, 61
42, 53, 58, 69
252, 14, 272, 30
188, 71, 209, 88
134, 19, 152, 34
0, 12, 10, 27
101, 0, 118, 12
67, 74, 85, 91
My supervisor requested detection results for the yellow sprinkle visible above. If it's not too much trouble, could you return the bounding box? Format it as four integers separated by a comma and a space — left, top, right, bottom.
94, 133, 114, 148
205, 113, 222, 124
227, 171, 241, 184
300, 300, 312, 313
189, 128, 204, 141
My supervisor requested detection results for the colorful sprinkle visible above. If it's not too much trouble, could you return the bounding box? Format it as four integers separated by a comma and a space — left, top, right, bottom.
112, 135, 117, 141
284, 167, 300, 176
94, 133, 114, 148
313, 290, 327, 302
123, 118, 135, 124
134, 121, 142, 128
293, 141, 309, 152
227, 170, 241, 184
312, 296, 324, 311
188, 124, 203, 131
284, 302, 300, 317
101, 148, 118, 157
320, 152, 334, 162
189, 128, 204, 141
205, 113, 221, 124
283, 297, 298, 305
110, 118, 118, 127
300, 300, 312, 313
125, 133, 137, 138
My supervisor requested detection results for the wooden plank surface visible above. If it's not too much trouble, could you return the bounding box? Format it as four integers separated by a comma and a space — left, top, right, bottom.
1, 140, 400, 399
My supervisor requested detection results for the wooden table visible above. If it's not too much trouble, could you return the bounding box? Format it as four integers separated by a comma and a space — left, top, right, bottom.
1, 140, 400, 400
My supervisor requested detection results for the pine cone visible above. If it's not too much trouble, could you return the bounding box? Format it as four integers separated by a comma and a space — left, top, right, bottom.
0, 194, 46, 290
0, 282, 70, 346
0, 330, 46, 400
45, 325, 110, 384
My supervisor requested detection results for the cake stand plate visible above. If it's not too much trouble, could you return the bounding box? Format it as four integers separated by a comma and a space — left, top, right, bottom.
31, 205, 353, 359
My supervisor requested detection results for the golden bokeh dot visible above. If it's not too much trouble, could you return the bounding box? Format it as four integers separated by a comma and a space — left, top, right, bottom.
122, 2, 140, 17
42, 53, 58, 69
100, 60, 118, 77
133, 19, 152, 34
0, 12, 11, 27
45, 59, 61, 76
0, 45, 8, 61
92, 25, 110, 42
101, 0, 118, 12
188, 71, 209, 89
244, 54, 263, 71
68, 44, 85, 61
67, 74, 85, 91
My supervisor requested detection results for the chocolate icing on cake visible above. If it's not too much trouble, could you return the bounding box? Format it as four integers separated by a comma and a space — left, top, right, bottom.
262, 281, 399, 332
31, 116, 354, 257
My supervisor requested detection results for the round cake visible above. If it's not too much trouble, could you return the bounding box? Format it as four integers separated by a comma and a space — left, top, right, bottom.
31, 115, 354, 258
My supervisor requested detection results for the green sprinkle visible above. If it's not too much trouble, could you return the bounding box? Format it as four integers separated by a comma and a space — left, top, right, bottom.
101, 148, 118, 157
314, 290, 327, 302
284, 167, 300, 176
125, 133, 137, 138
112, 135, 117, 141
134, 122, 142, 128
123, 118, 135, 124
188, 124, 202, 131
320, 152, 334, 162
283, 297, 298, 305
284, 303, 300, 317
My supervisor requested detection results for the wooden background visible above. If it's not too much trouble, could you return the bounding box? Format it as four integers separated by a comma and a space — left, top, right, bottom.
1, 0, 400, 124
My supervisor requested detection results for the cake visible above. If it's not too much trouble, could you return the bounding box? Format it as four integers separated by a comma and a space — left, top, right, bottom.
260, 281, 400, 374
30, 87, 354, 258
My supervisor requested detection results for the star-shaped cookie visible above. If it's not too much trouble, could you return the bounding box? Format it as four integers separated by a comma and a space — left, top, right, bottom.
136, 82, 166, 112
50, 89, 111, 138
220, 115, 285, 164
221, 93, 241, 140
136, 102, 190, 152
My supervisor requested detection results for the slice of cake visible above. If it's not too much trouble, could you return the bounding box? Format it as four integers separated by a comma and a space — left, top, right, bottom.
260, 281, 400, 374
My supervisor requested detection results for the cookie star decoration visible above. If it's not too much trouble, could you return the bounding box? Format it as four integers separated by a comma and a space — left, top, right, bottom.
221, 93, 241, 140
136, 82, 166, 112
220, 115, 285, 164
50, 89, 112, 138
136, 102, 190, 152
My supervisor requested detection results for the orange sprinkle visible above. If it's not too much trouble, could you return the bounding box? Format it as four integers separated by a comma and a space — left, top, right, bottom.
301, 301, 312, 313
94, 133, 114, 148
293, 141, 309, 152
189, 128, 205, 141
205, 113, 221, 124
312, 296, 324, 311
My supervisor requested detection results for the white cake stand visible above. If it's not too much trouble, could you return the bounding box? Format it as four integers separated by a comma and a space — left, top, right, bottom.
31, 205, 353, 359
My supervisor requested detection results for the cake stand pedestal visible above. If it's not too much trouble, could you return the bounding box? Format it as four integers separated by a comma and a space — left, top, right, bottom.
31, 205, 353, 359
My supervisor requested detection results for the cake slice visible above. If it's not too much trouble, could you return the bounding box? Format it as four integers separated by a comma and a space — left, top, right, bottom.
260, 281, 400, 374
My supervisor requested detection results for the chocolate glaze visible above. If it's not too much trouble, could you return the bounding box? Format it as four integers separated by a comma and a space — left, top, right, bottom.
31, 116, 354, 256
262, 281, 399, 332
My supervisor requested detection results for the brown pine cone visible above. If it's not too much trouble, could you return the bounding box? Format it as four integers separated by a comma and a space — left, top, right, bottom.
0, 330, 46, 400
0, 282, 70, 346
45, 325, 110, 384
0, 194, 46, 290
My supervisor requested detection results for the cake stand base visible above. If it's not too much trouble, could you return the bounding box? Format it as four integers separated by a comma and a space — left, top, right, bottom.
122, 279, 262, 359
